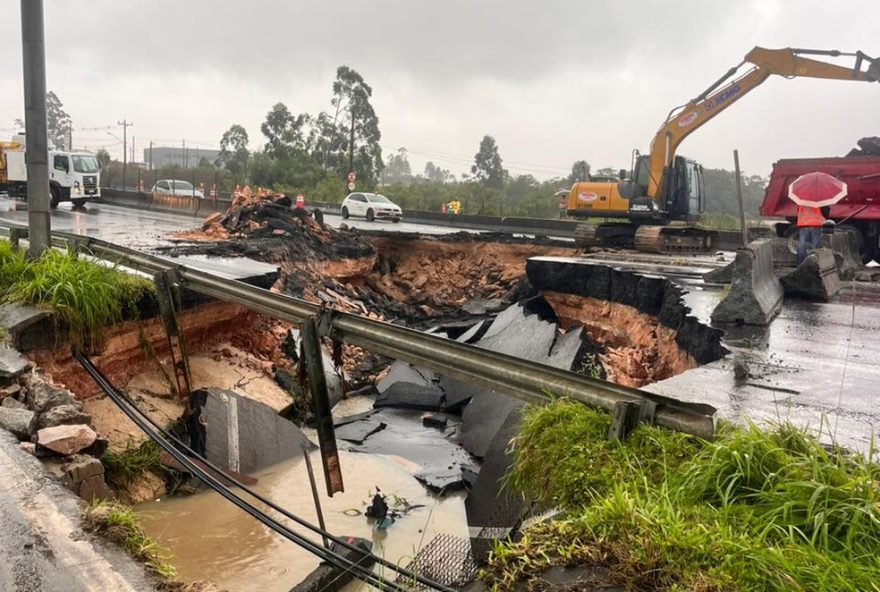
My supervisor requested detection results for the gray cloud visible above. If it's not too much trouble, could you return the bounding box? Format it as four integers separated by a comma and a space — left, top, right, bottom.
0, 0, 877, 179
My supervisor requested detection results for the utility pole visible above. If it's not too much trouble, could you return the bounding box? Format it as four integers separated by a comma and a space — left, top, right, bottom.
182, 139, 187, 168
20, 0, 51, 257
149, 140, 153, 170
131, 136, 135, 165
118, 119, 133, 188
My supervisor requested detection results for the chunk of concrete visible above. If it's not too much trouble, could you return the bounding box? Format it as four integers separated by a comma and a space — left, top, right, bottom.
290, 537, 373, 592
822, 229, 862, 280
37, 404, 92, 430
374, 382, 445, 411
376, 360, 437, 393
0, 383, 21, 398
0, 303, 53, 351
415, 468, 467, 494
711, 239, 783, 325
335, 419, 386, 444
465, 405, 529, 562
780, 248, 841, 301
0, 346, 31, 379
37, 424, 97, 455
0, 407, 36, 440
198, 388, 314, 475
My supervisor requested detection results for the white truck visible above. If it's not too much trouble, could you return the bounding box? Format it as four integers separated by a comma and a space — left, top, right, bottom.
0, 133, 101, 208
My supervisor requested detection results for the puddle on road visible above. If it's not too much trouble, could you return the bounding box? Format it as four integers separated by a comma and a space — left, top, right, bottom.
137, 428, 469, 591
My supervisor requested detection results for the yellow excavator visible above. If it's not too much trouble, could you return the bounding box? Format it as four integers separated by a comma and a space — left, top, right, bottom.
567, 47, 879, 253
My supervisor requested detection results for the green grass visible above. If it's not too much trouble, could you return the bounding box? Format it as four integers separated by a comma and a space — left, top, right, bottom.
84, 500, 176, 579
0, 243, 153, 351
485, 399, 880, 592
102, 440, 164, 491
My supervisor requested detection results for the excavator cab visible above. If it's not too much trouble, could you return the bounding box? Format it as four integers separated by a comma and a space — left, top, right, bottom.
626, 154, 704, 222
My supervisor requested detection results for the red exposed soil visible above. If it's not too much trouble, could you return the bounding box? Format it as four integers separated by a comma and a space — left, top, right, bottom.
32, 302, 289, 399
542, 291, 697, 388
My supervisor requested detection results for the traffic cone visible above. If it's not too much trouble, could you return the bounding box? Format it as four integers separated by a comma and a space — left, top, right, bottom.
295, 194, 305, 209
441, 203, 447, 214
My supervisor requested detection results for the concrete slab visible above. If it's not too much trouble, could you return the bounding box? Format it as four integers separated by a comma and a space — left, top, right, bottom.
334, 419, 386, 444
374, 382, 446, 411
199, 388, 314, 475
159, 254, 279, 288
376, 360, 437, 393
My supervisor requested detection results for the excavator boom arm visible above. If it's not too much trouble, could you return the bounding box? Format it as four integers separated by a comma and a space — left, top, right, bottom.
644, 47, 878, 199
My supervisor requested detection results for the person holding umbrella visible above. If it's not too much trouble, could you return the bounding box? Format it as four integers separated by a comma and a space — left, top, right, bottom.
787, 172, 848, 265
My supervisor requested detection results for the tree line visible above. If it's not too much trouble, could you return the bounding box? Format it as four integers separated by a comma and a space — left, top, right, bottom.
23, 81, 770, 220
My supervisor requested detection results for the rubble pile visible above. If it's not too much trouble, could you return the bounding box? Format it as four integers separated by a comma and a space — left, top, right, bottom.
846, 136, 880, 156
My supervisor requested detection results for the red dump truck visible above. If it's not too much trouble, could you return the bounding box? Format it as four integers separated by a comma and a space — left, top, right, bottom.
761, 155, 880, 262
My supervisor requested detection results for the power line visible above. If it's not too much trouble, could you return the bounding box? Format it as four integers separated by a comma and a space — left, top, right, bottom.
75, 352, 452, 592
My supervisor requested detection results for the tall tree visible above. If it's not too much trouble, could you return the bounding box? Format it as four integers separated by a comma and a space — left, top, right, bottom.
382, 147, 412, 184
217, 124, 250, 178
424, 161, 452, 183
46, 91, 72, 150
472, 135, 506, 189
331, 66, 383, 188
567, 160, 591, 185
260, 103, 309, 159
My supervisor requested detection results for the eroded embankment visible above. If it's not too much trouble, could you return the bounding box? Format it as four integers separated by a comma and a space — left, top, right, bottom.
30, 302, 287, 399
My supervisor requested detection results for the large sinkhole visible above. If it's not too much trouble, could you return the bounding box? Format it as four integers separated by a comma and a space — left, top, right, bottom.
21, 231, 727, 590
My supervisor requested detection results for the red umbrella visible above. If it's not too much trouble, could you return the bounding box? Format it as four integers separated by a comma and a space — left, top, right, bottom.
787, 171, 847, 208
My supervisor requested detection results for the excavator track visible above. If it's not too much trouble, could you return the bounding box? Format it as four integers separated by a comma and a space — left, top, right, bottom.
573, 224, 600, 248
634, 225, 719, 254
574, 223, 638, 249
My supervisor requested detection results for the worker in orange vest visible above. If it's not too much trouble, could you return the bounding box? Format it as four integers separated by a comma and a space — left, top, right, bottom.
796, 205, 826, 264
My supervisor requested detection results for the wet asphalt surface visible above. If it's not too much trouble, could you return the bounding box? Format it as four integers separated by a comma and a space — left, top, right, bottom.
0, 432, 157, 591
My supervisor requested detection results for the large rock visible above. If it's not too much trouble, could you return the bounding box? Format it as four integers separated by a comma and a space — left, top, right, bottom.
780, 249, 841, 301
0, 346, 31, 379
63, 455, 114, 502
1, 396, 27, 410
25, 380, 77, 413
0, 407, 36, 440
37, 404, 92, 430
37, 424, 97, 455
711, 239, 783, 326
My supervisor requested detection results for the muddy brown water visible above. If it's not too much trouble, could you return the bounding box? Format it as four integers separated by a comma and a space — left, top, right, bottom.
137, 398, 470, 591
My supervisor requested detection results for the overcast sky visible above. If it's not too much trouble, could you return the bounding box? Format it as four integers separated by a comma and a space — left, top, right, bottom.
1, 0, 877, 181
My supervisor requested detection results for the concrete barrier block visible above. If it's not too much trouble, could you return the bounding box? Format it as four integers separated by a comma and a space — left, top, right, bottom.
711, 239, 783, 326
822, 230, 861, 280
780, 248, 841, 301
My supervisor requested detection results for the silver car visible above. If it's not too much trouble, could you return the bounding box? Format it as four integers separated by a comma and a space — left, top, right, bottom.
151, 179, 205, 199
340, 192, 402, 222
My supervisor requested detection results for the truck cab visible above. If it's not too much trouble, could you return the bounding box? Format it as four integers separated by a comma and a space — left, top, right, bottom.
49, 150, 101, 207
0, 133, 101, 208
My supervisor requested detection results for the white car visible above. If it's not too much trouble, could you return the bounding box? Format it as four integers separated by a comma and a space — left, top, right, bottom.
151, 179, 205, 199
341, 192, 402, 223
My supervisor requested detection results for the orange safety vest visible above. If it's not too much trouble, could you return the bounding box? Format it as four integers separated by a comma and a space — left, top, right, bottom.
796, 206, 825, 228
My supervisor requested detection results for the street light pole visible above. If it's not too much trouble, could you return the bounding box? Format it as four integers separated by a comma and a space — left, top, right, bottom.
20, 0, 51, 257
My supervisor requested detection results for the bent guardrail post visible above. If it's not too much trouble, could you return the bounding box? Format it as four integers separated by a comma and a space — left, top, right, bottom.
153, 270, 193, 399
300, 314, 344, 497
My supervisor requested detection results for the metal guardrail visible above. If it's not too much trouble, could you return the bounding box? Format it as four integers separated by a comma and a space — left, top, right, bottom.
0, 219, 716, 438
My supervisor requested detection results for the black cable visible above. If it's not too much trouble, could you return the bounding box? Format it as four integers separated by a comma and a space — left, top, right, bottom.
76, 352, 454, 592
74, 352, 406, 592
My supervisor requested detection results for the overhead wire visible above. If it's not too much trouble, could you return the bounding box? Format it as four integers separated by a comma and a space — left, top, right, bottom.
74, 351, 454, 592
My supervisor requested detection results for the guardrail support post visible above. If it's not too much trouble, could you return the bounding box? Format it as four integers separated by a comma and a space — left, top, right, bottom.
301, 315, 344, 496
153, 270, 193, 400
608, 401, 642, 441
